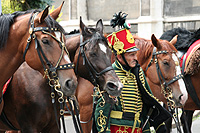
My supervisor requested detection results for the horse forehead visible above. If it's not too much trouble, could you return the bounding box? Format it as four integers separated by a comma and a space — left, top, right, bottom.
55, 31, 62, 41
172, 53, 179, 62
98, 43, 107, 54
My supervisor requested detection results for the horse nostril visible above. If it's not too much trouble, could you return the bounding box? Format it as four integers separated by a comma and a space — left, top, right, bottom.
106, 82, 118, 91
179, 94, 184, 104
65, 79, 72, 89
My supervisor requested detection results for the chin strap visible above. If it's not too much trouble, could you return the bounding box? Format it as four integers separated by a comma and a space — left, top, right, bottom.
121, 53, 131, 69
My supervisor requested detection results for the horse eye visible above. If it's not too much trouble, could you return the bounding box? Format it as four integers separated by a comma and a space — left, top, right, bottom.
163, 60, 169, 66
42, 38, 49, 45
90, 52, 97, 57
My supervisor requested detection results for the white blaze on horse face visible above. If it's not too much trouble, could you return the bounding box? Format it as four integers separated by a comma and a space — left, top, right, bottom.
64, 54, 71, 63
99, 43, 107, 54
55, 32, 61, 41
172, 53, 188, 105
54, 31, 71, 63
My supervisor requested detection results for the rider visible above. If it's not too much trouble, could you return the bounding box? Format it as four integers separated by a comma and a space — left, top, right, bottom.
93, 12, 171, 133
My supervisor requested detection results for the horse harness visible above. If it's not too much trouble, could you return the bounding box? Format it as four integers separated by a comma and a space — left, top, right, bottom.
75, 35, 114, 87
146, 47, 184, 132
1, 12, 74, 132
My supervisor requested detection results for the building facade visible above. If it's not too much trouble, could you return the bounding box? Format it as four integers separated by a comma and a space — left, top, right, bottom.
54, 0, 200, 39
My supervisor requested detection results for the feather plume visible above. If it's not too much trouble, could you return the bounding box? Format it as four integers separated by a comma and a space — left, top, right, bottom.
110, 11, 128, 28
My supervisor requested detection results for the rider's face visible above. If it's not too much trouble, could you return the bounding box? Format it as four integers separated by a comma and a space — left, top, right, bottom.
118, 51, 137, 68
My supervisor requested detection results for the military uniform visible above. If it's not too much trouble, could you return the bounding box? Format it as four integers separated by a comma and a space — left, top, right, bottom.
93, 11, 171, 133
93, 60, 171, 133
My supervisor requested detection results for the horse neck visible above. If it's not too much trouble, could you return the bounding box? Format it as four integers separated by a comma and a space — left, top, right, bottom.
66, 35, 81, 62
0, 15, 30, 88
134, 36, 154, 72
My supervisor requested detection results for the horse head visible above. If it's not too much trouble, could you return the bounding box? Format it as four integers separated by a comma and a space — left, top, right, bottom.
68, 18, 123, 99
21, 2, 77, 96
137, 34, 188, 108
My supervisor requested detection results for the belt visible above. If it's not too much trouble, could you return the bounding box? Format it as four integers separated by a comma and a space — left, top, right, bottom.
110, 111, 138, 120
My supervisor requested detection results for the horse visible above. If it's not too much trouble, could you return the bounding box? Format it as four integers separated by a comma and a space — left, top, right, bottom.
0, 2, 78, 116
0, 17, 123, 133
74, 34, 188, 133
160, 27, 200, 133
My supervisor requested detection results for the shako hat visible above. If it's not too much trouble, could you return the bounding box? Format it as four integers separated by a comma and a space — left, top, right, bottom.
107, 11, 139, 55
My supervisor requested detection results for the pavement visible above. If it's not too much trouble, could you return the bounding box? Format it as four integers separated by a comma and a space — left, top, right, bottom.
62, 110, 200, 133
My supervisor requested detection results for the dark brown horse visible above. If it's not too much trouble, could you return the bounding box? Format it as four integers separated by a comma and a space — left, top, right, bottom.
160, 27, 200, 133
0, 2, 78, 115
0, 18, 122, 133
75, 34, 188, 133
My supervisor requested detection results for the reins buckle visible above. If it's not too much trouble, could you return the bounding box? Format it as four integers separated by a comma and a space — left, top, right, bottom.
29, 28, 33, 34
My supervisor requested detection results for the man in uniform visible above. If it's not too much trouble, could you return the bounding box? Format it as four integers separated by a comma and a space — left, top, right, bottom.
93, 12, 171, 133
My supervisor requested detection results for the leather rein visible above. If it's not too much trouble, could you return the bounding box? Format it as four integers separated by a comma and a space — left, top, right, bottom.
146, 47, 183, 133
75, 35, 114, 87
23, 12, 74, 133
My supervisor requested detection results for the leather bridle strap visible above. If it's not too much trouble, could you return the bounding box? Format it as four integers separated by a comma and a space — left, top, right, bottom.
146, 47, 184, 90
75, 35, 114, 86
146, 47, 183, 133
23, 12, 74, 75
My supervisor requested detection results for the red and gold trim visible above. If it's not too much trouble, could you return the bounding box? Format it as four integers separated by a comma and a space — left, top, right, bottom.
107, 28, 138, 55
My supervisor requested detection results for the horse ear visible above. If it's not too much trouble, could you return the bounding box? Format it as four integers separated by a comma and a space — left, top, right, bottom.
151, 34, 161, 49
49, 1, 64, 20
170, 35, 178, 45
80, 16, 87, 36
96, 19, 103, 34
36, 6, 49, 23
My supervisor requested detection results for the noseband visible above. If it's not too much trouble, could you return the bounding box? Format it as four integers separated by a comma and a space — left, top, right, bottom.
146, 47, 184, 132
23, 12, 74, 105
23, 13, 74, 79
75, 35, 114, 86
22, 12, 76, 133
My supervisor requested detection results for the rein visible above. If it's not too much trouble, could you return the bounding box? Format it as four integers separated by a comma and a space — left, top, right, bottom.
22, 12, 74, 133
75, 35, 115, 127
23, 13, 74, 78
146, 47, 183, 133
75, 35, 114, 86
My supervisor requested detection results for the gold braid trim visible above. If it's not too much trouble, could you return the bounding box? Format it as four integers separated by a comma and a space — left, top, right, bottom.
97, 110, 107, 132
114, 61, 143, 114
156, 122, 165, 131
131, 112, 141, 133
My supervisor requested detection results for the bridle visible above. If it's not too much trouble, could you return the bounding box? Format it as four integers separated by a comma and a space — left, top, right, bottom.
146, 47, 184, 132
75, 34, 116, 128
23, 13, 74, 75
75, 34, 114, 86
22, 12, 74, 133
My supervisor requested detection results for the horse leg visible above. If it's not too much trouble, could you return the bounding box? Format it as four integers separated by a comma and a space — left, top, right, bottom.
76, 78, 94, 133
180, 110, 194, 133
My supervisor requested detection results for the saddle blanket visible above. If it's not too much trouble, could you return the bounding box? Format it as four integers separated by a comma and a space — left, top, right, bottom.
2, 78, 11, 94
180, 39, 200, 72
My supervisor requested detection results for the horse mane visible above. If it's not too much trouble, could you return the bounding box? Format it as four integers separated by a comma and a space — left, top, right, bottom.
65, 29, 80, 39
133, 35, 154, 60
160, 27, 200, 51
0, 9, 64, 49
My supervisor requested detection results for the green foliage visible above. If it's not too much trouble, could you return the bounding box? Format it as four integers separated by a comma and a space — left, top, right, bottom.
2, 0, 54, 14
49, 5, 63, 22
2, 0, 22, 14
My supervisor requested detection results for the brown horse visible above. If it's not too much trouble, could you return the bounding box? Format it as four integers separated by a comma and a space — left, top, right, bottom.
75, 34, 188, 132
160, 27, 200, 133
0, 18, 122, 133
0, 2, 78, 116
